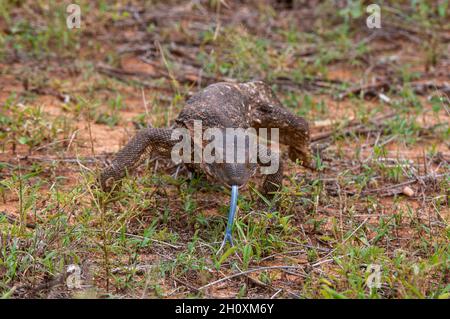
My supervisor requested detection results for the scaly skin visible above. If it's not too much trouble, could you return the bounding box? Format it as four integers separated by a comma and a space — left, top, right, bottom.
100, 81, 312, 196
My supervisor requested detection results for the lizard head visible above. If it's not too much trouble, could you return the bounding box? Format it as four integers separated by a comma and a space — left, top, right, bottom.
201, 128, 258, 188
204, 161, 258, 188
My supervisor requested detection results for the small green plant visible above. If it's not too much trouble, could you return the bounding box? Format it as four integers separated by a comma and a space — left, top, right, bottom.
0, 102, 73, 153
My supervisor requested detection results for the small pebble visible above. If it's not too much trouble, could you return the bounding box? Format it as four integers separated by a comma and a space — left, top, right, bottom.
402, 186, 414, 197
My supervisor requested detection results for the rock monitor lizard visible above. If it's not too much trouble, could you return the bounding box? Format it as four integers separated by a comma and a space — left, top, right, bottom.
99, 81, 312, 251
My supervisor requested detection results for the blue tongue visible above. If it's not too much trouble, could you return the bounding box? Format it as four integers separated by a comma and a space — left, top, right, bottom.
217, 185, 239, 253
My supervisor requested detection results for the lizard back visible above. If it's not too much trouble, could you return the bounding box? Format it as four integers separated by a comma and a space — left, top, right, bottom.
176, 82, 252, 130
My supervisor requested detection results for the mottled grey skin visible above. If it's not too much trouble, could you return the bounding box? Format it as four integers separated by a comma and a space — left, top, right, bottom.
100, 81, 312, 197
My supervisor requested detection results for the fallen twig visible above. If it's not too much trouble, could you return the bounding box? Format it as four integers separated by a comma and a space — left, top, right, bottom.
311, 112, 396, 142
198, 265, 303, 290
361, 173, 445, 197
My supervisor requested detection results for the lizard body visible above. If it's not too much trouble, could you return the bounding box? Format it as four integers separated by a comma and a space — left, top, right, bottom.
99, 81, 312, 250
100, 81, 311, 193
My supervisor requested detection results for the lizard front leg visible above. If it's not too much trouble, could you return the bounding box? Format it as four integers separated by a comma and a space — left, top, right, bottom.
242, 82, 313, 168
258, 143, 284, 200
252, 103, 312, 169
100, 128, 175, 191
261, 160, 284, 199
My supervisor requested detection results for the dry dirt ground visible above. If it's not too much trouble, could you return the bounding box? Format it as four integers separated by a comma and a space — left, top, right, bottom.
0, 1, 449, 298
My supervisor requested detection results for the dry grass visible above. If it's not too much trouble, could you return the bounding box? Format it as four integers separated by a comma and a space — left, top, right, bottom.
0, 0, 449, 299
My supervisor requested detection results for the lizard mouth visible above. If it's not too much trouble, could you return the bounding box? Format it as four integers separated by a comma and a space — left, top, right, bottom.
221, 181, 243, 189
204, 162, 257, 188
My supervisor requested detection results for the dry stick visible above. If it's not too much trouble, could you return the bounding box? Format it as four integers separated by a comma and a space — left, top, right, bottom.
89, 229, 181, 249
198, 266, 303, 290
259, 249, 306, 262
18, 155, 107, 164
86, 113, 96, 158
96, 64, 174, 100
382, 18, 450, 42
338, 81, 390, 100
410, 81, 450, 96
173, 277, 202, 294
27, 87, 74, 103
362, 173, 445, 197
97, 61, 163, 78
282, 241, 331, 252
339, 79, 450, 100
270, 289, 283, 299
311, 112, 396, 142
233, 264, 306, 298
33, 138, 73, 152
198, 265, 304, 291
66, 129, 79, 153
